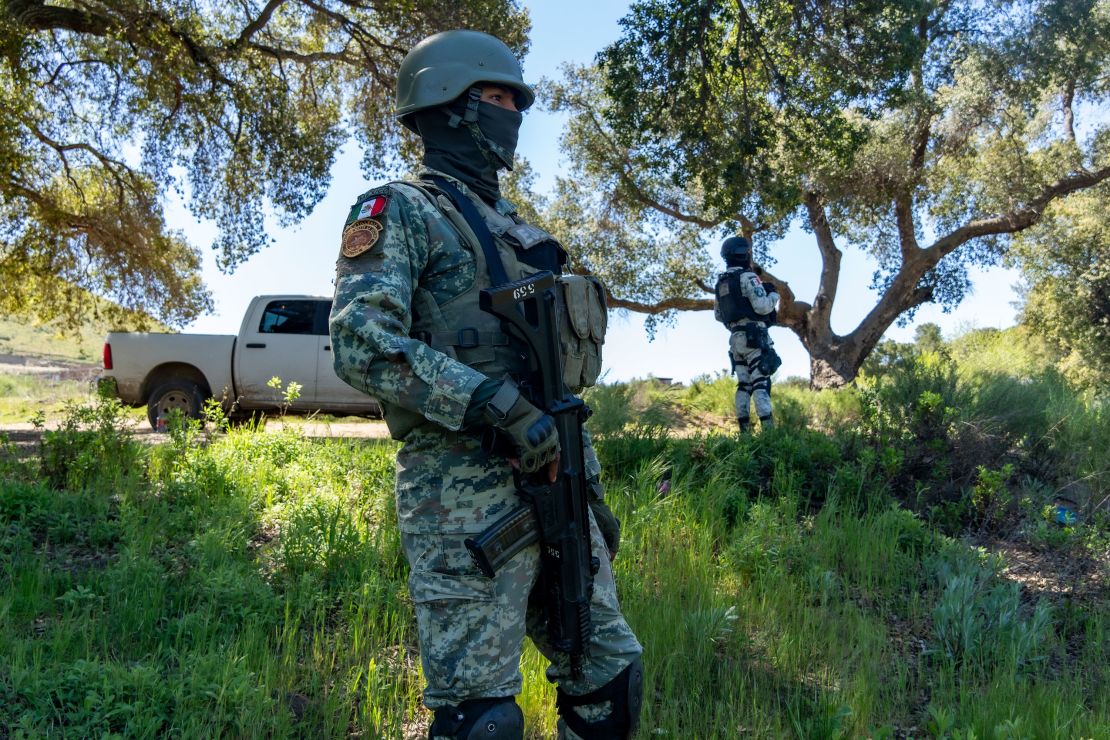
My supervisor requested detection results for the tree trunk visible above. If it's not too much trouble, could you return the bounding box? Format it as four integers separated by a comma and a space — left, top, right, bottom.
808, 354, 860, 389
804, 334, 868, 389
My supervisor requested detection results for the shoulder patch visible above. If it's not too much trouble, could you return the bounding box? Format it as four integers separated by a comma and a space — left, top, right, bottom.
341, 220, 383, 258
345, 186, 393, 226
355, 195, 388, 221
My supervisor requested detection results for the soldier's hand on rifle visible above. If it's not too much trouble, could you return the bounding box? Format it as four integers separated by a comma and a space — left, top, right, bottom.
483, 381, 560, 477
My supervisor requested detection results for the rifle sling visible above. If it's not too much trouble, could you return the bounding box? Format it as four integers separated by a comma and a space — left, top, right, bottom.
427, 175, 511, 288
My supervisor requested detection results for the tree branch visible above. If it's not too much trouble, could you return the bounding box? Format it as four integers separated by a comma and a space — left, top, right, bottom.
300, 0, 407, 57
26, 122, 128, 172
848, 279, 933, 358
895, 196, 920, 257
583, 111, 719, 228
930, 164, 1110, 257
754, 265, 808, 332
832, 164, 1110, 380
2, 0, 112, 34
235, 0, 285, 48
248, 43, 354, 64
1063, 78, 1077, 144
605, 293, 714, 314
802, 190, 841, 328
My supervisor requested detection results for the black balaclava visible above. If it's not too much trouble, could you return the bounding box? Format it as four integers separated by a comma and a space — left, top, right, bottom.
414, 94, 522, 204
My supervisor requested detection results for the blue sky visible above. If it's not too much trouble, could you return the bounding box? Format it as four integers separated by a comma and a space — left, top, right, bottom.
173, 0, 1022, 383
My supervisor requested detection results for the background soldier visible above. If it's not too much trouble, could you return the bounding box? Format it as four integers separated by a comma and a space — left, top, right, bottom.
328, 30, 643, 739
713, 236, 781, 433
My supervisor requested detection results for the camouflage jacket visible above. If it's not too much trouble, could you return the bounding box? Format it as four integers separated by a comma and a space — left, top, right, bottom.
329, 169, 591, 534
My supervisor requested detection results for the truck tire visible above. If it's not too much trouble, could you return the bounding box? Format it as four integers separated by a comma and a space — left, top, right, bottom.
147, 380, 206, 430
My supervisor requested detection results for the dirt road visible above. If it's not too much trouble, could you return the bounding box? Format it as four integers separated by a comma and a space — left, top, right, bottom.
0, 352, 392, 443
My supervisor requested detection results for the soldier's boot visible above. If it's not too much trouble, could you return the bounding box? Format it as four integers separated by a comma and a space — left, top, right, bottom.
758, 413, 774, 431
429, 697, 523, 739
556, 658, 643, 739
737, 417, 750, 434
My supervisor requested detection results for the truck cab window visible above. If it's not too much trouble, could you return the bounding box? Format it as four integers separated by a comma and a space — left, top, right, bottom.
259, 300, 320, 335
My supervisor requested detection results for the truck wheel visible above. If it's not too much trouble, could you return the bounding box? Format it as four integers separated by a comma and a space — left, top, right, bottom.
147, 380, 206, 430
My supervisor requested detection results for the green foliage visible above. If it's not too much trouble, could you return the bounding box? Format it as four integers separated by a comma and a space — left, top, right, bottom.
929, 549, 1053, 677
38, 394, 142, 492
581, 381, 636, 437
1012, 182, 1110, 393
0, 1, 530, 330
969, 464, 1016, 532
0, 307, 125, 362
544, 0, 1110, 384
267, 375, 303, 418
582, 378, 688, 436
0, 370, 98, 423
3, 344, 1110, 737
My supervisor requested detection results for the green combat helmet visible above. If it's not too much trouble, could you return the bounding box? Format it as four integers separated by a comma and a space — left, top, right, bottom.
395, 29, 535, 132
395, 30, 534, 170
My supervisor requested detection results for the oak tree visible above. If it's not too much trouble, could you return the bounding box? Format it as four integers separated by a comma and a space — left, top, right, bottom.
544, 0, 1110, 387
0, 0, 528, 329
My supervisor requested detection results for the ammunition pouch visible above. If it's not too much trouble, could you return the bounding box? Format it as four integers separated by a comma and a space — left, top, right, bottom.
738, 323, 782, 376
758, 346, 782, 376
557, 275, 607, 393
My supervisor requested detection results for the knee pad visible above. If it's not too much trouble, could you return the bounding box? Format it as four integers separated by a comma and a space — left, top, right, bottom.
556, 658, 643, 739
429, 697, 523, 740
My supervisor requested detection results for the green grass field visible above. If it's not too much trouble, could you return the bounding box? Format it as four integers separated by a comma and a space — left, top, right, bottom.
1, 326, 1107, 737
0, 326, 1105, 736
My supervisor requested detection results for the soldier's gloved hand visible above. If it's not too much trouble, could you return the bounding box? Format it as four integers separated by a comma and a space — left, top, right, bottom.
483, 381, 560, 476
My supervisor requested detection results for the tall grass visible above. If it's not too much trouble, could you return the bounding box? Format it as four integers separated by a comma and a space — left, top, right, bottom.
1, 346, 1108, 737
596, 430, 1108, 737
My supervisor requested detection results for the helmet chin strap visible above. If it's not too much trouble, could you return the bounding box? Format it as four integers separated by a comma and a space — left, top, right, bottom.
443, 86, 514, 170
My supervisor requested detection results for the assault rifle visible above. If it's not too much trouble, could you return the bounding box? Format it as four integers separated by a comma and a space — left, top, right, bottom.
464, 271, 598, 677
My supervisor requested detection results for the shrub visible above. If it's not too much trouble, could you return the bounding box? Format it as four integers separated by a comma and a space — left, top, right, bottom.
38, 395, 142, 493
929, 549, 1053, 677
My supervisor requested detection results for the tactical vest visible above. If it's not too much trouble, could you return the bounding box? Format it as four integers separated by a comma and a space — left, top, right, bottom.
716, 269, 764, 325
384, 179, 607, 437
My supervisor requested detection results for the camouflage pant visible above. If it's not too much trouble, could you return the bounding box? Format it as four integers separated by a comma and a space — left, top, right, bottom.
729, 328, 773, 422
396, 429, 642, 715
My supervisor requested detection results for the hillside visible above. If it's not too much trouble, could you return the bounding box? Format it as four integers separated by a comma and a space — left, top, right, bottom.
0, 294, 170, 366
0, 315, 107, 365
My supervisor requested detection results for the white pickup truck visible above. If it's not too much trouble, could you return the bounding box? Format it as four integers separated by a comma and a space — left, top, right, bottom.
100, 295, 379, 428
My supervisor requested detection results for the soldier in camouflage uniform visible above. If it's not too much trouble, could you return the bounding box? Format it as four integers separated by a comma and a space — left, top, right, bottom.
713, 236, 781, 433
329, 30, 643, 740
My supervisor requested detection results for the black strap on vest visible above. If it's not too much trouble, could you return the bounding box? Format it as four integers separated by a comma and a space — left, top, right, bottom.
427, 175, 511, 288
